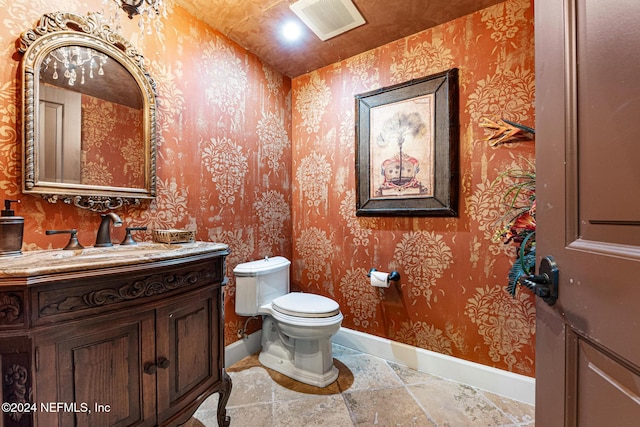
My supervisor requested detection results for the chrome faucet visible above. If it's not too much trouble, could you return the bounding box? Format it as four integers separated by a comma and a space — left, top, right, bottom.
95, 212, 123, 247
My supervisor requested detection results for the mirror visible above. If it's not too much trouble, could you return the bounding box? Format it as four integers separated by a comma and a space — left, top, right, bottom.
18, 11, 157, 211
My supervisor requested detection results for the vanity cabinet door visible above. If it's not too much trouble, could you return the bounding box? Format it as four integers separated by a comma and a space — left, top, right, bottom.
155, 286, 221, 425
34, 311, 156, 427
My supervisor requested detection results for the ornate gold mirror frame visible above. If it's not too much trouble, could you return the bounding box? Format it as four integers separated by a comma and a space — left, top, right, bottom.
18, 11, 157, 212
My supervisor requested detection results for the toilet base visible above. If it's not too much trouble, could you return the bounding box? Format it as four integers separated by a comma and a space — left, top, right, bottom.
259, 350, 339, 388
259, 316, 339, 387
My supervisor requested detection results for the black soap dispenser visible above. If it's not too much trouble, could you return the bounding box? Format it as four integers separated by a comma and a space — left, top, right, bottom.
0, 199, 24, 256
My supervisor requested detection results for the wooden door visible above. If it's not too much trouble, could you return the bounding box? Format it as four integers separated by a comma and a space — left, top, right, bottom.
155, 287, 220, 425
35, 312, 156, 427
38, 85, 82, 183
535, 0, 640, 425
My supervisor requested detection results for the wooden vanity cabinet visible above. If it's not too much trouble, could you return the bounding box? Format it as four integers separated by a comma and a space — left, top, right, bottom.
0, 247, 231, 427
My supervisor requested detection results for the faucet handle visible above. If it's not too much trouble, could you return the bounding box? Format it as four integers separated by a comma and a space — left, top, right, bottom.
46, 229, 84, 250
120, 226, 148, 246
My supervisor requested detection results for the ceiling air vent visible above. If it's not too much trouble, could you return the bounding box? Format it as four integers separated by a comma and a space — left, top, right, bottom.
290, 0, 366, 41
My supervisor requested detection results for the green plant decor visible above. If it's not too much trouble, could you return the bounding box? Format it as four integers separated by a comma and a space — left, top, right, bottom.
493, 165, 536, 296
481, 118, 536, 297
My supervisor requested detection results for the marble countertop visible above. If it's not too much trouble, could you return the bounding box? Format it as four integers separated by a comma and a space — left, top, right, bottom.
0, 241, 229, 278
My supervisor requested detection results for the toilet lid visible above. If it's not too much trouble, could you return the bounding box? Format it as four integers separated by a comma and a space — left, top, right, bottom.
272, 293, 340, 318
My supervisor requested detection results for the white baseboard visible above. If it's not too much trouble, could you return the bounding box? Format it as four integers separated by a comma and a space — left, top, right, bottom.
224, 330, 262, 368
333, 327, 535, 405
224, 327, 535, 405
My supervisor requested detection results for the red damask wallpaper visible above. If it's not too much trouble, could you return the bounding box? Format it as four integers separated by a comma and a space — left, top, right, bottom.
81, 95, 144, 188
0, 0, 535, 377
291, 0, 536, 376
0, 0, 292, 350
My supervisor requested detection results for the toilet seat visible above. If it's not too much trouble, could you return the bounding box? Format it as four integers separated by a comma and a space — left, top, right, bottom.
272, 293, 340, 318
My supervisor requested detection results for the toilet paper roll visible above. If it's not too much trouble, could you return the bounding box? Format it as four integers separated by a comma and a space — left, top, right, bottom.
370, 271, 390, 288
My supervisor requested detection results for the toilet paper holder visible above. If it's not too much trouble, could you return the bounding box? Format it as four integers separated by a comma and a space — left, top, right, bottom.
368, 268, 400, 283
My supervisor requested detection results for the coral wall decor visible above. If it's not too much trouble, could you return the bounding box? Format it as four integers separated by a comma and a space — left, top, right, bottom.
292, 0, 536, 376
0, 0, 536, 377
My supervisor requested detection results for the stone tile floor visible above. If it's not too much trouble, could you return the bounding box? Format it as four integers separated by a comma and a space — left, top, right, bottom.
187, 344, 535, 426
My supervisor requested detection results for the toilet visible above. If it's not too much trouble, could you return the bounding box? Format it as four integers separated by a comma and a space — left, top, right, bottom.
234, 256, 343, 387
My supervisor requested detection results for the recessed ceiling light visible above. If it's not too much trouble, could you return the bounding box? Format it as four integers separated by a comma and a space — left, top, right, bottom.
282, 21, 302, 41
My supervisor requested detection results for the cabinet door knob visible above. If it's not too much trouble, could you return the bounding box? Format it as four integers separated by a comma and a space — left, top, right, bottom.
144, 362, 157, 375
158, 357, 171, 369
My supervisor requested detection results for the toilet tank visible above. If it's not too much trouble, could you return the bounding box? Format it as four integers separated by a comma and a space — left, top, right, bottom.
234, 256, 291, 316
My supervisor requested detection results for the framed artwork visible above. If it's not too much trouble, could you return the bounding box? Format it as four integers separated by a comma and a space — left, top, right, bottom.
355, 68, 459, 217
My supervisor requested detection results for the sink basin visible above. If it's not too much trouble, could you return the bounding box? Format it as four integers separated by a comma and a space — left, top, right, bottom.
0, 241, 229, 277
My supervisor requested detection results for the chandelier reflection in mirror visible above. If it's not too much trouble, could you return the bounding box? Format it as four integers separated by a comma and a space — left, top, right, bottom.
106, 0, 168, 33
41, 47, 108, 87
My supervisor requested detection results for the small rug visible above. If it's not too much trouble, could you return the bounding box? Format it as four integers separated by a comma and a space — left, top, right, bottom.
227, 353, 354, 395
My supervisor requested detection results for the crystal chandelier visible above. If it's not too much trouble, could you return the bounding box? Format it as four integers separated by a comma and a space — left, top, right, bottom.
41, 47, 108, 86
110, 0, 168, 33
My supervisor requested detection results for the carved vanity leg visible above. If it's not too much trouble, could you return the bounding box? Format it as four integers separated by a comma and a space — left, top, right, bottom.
216, 369, 232, 427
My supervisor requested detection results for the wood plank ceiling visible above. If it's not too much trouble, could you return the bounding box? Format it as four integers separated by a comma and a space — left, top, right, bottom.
176, 0, 505, 78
